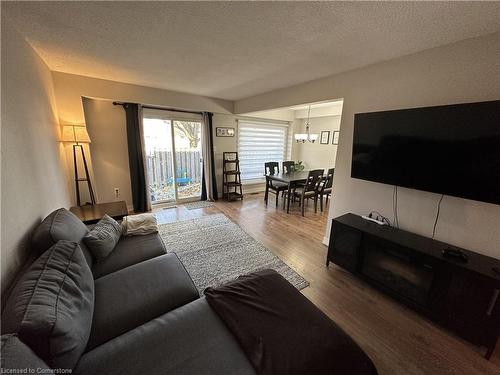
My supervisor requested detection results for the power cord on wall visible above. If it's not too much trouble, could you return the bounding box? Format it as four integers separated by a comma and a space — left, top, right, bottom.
368, 188, 444, 238
365, 185, 398, 228
432, 194, 445, 239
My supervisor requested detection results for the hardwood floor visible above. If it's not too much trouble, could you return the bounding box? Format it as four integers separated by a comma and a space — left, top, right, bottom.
155, 193, 500, 375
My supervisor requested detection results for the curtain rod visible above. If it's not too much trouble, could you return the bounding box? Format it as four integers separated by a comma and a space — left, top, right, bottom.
112, 101, 204, 115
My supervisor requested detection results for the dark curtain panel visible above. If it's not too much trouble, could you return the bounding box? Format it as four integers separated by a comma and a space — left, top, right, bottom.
201, 112, 218, 201
122, 103, 149, 212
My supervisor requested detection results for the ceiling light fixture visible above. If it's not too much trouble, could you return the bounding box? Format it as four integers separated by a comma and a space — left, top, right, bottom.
294, 105, 318, 143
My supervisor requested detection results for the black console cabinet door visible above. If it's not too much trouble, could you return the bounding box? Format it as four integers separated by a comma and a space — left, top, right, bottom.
358, 234, 436, 311
328, 222, 361, 272
443, 270, 500, 349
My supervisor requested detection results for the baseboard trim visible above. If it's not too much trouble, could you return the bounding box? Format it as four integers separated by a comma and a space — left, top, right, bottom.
243, 185, 266, 195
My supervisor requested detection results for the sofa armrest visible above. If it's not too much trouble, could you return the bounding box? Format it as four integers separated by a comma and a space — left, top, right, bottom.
86, 253, 198, 350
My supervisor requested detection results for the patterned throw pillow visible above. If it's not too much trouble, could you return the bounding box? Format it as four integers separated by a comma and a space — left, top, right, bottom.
83, 214, 122, 261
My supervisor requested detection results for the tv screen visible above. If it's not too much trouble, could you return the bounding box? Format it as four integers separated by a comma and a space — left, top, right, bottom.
351, 100, 500, 205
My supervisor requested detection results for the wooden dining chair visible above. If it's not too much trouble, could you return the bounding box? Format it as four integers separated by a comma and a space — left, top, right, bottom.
316, 168, 334, 212
293, 169, 324, 216
282, 161, 295, 174
264, 162, 288, 207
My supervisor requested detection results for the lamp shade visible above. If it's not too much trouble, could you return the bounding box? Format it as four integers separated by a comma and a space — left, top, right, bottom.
294, 133, 308, 142
309, 133, 319, 142
61, 125, 91, 143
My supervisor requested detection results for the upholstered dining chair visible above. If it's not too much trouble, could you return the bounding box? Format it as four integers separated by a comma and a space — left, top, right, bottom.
292, 169, 324, 216
282, 161, 295, 174
264, 162, 288, 207
316, 168, 334, 212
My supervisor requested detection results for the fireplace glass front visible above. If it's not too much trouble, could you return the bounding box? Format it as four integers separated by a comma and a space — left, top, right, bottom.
361, 242, 434, 306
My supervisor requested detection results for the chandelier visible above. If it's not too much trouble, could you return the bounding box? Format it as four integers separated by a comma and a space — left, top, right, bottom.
294, 105, 318, 143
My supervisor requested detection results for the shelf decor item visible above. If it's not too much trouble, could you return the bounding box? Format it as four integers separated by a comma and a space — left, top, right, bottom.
222, 152, 243, 201
320, 131, 330, 144
216, 127, 235, 137
294, 161, 305, 171
61, 124, 96, 206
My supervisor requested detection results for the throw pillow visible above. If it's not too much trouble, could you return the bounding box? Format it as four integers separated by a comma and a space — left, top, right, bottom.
83, 214, 122, 261
1, 241, 94, 370
31, 208, 93, 267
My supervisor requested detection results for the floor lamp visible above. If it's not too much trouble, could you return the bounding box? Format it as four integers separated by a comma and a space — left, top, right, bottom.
61, 124, 96, 206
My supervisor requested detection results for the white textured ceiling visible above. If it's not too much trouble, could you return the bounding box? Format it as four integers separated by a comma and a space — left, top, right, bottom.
4, 1, 500, 100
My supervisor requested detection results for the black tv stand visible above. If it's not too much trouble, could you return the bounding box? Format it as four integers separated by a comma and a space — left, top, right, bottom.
327, 213, 500, 359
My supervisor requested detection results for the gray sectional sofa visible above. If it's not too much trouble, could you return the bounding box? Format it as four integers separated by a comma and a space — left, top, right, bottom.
2, 208, 377, 375
1, 208, 256, 374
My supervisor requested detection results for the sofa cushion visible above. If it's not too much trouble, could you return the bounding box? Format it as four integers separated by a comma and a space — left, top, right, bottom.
87, 253, 199, 350
74, 298, 256, 375
92, 233, 166, 279
2, 241, 94, 370
32, 208, 93, 267
83, 215, 122, 261
1, 334, 52, 373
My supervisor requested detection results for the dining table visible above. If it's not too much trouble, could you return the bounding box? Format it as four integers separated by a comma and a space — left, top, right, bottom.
265, 171, 310, 213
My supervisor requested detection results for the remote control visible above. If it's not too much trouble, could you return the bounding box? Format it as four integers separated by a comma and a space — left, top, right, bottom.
442, 248, 468, 263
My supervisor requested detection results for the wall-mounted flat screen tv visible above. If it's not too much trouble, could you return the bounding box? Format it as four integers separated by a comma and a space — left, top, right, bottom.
351, 100, 500, 205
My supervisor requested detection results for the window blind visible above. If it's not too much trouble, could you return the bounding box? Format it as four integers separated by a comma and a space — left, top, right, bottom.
238, 120, 289, 181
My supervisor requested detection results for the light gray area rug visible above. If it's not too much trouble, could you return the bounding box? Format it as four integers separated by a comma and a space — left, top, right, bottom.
182, 201, 214, 210
158, 213, 309, 293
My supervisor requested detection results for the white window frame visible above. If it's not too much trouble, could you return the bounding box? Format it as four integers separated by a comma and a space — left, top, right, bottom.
237, 119, 291, 183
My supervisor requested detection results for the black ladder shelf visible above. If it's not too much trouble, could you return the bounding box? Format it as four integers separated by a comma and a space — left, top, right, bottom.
223, 152, 243, 201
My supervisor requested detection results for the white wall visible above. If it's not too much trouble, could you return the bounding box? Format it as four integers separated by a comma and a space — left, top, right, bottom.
82, 98, 133, 207
1, 20, 71, 292
242, 109, 295, 122
293, 101, 343, 119
293, 116, 341, 170
212, 113, 239, 196
52, 72, 233, 125
235, 32, 500, 259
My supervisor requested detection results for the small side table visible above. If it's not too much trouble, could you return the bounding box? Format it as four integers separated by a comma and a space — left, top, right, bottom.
70, 201, 128, 224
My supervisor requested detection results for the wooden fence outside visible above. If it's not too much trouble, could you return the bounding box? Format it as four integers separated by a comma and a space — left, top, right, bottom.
146, 150, 202, 185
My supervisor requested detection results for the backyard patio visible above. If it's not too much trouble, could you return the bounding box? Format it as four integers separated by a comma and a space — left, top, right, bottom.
147, 150, 202, 202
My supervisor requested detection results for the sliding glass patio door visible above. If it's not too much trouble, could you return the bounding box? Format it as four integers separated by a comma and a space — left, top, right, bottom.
172, 120, 202, 200
143, 109, 203, 205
